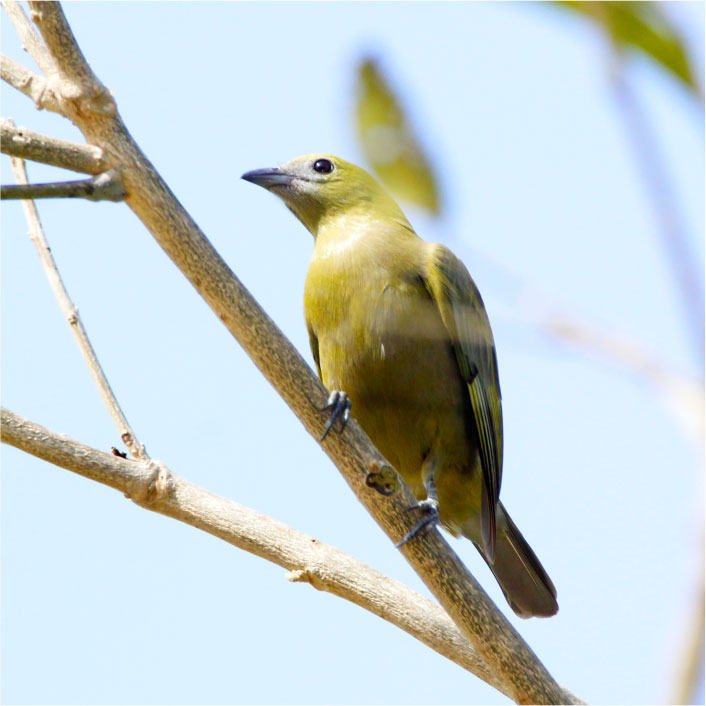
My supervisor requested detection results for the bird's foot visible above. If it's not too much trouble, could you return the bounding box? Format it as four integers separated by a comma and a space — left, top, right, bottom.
320, 390, 351, 441
395, 498, 440, 547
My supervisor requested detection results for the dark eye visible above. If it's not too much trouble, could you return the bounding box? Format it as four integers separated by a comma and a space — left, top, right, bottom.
313, 158, 334, 174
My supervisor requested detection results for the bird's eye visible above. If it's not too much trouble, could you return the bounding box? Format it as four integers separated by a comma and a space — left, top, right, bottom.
313, 159, 334, 174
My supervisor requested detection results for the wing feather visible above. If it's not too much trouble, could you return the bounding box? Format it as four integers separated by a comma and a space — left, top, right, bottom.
422, 244, 503, 560
307, 324, 322, 378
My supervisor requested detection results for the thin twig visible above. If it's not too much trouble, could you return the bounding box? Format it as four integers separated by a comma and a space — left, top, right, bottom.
0, 406, 512, 700
1, 120, 109, 174
1, 0, 55, 76
0, 53, 61, 112
2, 170, 125, 201
8, 155, 143, 459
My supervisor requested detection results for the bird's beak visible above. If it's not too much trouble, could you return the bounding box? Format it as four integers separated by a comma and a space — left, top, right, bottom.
241, 167, 294, 189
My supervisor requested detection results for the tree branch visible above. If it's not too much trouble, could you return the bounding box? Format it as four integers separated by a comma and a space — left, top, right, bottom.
1, 0, 55, 76
0, 406, 513, 700
24, 0, 115, 118
8, 153, 143, 458
0, 53, 62, 112
1, 169, 126, 201
1, 120, 109, 174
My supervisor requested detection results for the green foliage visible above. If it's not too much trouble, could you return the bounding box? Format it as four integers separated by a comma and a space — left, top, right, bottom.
354, 57, 441, 215
556, 1, 701, 96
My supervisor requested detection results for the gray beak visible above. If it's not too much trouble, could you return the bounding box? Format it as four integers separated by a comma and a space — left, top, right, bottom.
241, 167, 294, 189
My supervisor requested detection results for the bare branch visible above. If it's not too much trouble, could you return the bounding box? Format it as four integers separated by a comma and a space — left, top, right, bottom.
0, 407, 513, 700
1, 0, 55, 76
7, 156, 142, 458
27, 1, 115, 118
1, 169, 125, 201
7, 4, 582, 702
1, 120, 109, 173
0, 53, 61, 112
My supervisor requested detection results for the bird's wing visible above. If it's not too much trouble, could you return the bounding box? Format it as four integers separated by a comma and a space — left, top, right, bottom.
307, 324, 323, 379
422, 244, 503, 560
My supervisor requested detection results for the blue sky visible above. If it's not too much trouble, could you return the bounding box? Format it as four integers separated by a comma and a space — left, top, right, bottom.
2, 2, 704, 705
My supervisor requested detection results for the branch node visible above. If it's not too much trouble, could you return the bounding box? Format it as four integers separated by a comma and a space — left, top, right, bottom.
26, 1, 117, 118
287, 567, 325, 591
120, 432, 147, 461
126, 460, 171, 507
287, 568, 310, 582
35, 72, 56, 109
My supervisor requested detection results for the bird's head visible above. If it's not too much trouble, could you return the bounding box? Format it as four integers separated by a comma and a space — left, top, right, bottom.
242, 154, 405, 236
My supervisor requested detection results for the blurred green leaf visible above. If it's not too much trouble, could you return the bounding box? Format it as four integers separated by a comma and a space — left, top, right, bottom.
556, 1, 701, 96
355, 57, 441, 215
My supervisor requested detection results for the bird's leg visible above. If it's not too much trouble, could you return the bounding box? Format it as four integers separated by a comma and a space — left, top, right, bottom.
395, 468, 440, 547
320, 390, 351, 441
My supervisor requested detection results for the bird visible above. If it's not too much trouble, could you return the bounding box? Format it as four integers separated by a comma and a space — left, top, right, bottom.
242, 155, 558, 618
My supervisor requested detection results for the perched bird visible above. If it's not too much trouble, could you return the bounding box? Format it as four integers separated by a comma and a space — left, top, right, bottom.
242, 155, 558, 618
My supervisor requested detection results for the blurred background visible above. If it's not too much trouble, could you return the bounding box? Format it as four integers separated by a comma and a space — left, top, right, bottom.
2, 2, 703, 704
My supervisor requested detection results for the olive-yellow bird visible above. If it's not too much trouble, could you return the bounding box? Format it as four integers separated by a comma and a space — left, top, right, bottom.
243, 155, 558, 618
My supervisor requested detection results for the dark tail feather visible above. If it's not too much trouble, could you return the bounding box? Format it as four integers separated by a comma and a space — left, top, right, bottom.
475, 502, 558, 619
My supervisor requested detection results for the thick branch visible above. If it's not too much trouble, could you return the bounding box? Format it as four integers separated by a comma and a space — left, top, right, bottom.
0, 407, 511, 700
1, 120, 109, 174
26, 1, 115, 117
20, 2, 581, 703
1, 169, 125, 201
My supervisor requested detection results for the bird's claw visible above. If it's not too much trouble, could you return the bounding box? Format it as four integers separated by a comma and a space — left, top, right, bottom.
395, 498, 440, 547
320, 390, 351, 441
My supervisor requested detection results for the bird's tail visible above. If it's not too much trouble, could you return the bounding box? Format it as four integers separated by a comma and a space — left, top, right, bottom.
473, 502, 558, 618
